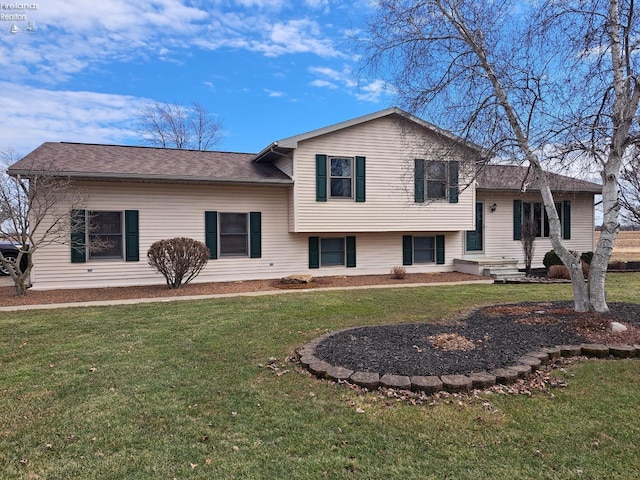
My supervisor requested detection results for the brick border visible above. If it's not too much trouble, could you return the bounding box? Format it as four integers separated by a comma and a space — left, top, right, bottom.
298, 327, 640, 394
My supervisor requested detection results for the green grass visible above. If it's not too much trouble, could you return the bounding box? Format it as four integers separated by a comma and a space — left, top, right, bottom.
1, 274, 639, 479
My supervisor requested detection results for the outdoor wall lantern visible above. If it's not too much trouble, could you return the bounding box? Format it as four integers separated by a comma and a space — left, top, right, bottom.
490, 203, 497, 212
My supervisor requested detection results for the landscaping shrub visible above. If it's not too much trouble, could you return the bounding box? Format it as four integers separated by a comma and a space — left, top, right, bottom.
608, 260, 627, 271
581, 260, 590, 277
147, 237, 210, 289
544, 250, 593, 275
580, 251, 594, 265
390, 265, 407, 279
543, 250, 563, 269
548, 264, 571, 279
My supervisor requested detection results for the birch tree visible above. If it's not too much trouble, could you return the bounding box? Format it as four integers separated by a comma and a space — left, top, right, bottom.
361, 0, 640, 312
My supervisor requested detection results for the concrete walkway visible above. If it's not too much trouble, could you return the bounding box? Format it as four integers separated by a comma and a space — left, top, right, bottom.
0, 279, 494, 312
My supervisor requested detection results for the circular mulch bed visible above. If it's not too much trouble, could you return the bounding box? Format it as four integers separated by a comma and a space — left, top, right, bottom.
313, 302, 640, 378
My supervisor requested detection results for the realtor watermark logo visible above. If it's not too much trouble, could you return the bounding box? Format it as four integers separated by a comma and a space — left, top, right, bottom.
2, 3, 39, 34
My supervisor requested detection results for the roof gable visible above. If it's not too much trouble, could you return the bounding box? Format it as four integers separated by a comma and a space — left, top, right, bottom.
253, 107, 487, 163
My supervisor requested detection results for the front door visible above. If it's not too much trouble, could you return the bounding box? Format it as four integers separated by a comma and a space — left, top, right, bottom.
466, 202, 484, 252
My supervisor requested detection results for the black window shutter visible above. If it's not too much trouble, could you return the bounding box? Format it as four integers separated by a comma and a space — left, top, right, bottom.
346, 236, 356, 267
316, 154, 327, 202
402, 235, 413, 265
562, 201, 571, 240
448, 161, 459, 203
355, 156, 366, 202
309, 236, 319, 269
414, 159, 425, 203
513, 200, 522, 240
436, 235, 445, 264
249, 212, 262, 258
205, 211, 218, 259
70, 209, 86, 263
124, 210, 139, 262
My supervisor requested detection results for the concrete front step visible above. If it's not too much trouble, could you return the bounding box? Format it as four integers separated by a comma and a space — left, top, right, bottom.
488, 267, 527, 281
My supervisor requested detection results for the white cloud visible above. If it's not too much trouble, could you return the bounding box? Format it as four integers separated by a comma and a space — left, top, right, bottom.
304, 0, 330, 11
0, 82, 146, 153
248, 19, 343, 58
355, 79, 393, 102
233, 0, 285, 8
309, 65, 392, 102
2, 0, 347, 85
309, 66, 343, 80
310, 79, 337, 89
265, 89, 285, 97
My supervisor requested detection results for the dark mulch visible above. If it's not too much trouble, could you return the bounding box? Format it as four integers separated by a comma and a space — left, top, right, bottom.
314, 302, 640, 377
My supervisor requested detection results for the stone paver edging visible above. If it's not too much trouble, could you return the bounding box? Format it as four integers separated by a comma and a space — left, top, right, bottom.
298, 327, 640, 394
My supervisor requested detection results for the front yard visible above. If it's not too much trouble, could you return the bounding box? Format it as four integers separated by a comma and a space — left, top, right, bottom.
1, 274, 639, 479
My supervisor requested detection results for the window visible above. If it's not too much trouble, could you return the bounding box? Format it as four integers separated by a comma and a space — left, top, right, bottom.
316, 154, 365, 202
513, 200, 571, 240
330, 157, 352, 198
70, 209, 139, 263
308, 236, 356, 268
204, 211, 261, 259
413, 236, 435, 263
426, 161, 447, 199
415, 159, 459, 203
219, 213, 248, 256
522, 202, 544, 237
403, 235, 445, 265
89, 211, 123, 259
321, 238, 345, 266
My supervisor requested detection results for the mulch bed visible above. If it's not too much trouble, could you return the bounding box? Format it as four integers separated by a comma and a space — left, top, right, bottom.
313, 302, 640, 378
0, 272, 483, 307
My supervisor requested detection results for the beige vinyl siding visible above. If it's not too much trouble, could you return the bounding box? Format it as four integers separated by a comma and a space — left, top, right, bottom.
476, 191, 595, 268
30, 181, 307, 290
30, 177, 462, 288
291, 116, 477, 233
312, 231, 462, 277
274, 156, 294, 178
305, 232, 460, 276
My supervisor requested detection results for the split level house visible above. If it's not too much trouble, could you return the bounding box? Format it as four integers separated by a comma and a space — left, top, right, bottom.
9, 107, 602, 290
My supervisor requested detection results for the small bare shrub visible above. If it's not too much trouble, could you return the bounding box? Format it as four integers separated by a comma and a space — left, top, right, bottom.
581, 260, 590, 277
608, 260, 626, 270
147, 237, 210, 289
390, 265, 407, 279
548, 265, 571, 279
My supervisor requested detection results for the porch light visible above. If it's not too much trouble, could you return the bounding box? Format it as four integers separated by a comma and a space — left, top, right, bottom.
490, 203, 497, 212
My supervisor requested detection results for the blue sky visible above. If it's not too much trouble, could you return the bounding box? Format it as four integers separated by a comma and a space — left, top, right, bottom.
0, 0, 393, 156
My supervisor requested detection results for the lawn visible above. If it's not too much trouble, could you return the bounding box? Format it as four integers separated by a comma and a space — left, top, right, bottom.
1, 274, 639, 479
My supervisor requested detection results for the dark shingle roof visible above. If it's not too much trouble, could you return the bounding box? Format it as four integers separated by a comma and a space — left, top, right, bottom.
476, 164, 601, 194
8, 142, 293, 186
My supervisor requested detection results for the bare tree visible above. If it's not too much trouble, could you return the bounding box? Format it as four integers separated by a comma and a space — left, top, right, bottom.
361, 0, 640, 312
521, 217, 538, 277
137, 101, 224, 151
1, 148, 89, 296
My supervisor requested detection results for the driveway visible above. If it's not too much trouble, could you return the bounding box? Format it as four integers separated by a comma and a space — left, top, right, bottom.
0, 276, 14, 287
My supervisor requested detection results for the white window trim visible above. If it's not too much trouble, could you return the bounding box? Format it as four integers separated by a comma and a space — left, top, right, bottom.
320, 237, 346, 267
87, 210, 125, 260
329, 156, 354, 200
219, 212, 249, 257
